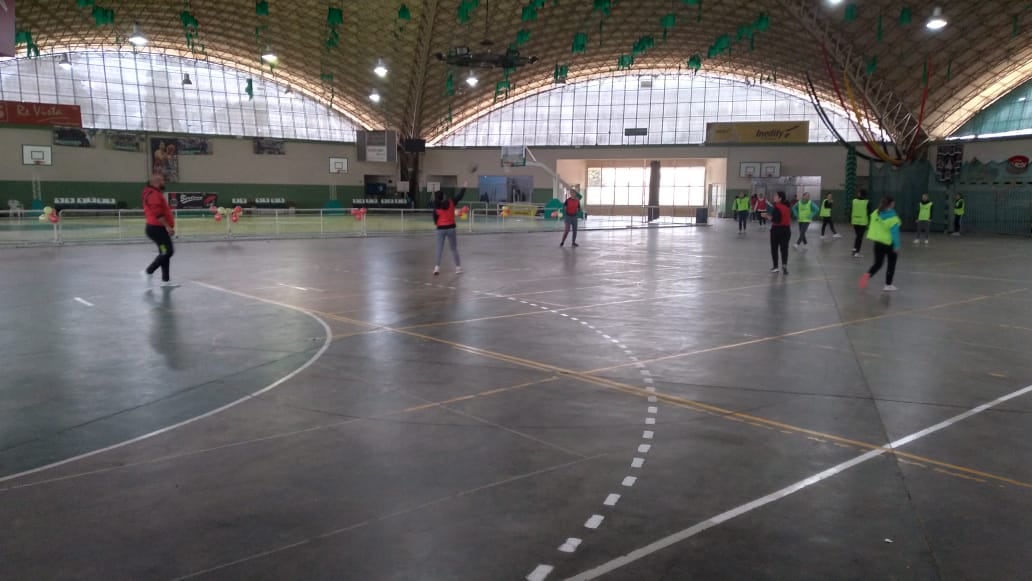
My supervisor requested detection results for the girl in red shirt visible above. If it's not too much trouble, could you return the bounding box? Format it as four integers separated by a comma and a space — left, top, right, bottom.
767, 191, 792, 275
142, 173, 178, 287
432, 182, 467, 275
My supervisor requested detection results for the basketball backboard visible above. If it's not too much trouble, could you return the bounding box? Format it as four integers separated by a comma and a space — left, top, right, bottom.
328, 157, 348, 174
23, 145, 53, 166
500, 146, 527, 168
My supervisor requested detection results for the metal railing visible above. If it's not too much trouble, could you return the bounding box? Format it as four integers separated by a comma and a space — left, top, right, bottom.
0, 206, 700, 246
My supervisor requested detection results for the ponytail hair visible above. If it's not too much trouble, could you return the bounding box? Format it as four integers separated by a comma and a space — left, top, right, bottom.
878, 195, 895, 211
774, 191, 787, 203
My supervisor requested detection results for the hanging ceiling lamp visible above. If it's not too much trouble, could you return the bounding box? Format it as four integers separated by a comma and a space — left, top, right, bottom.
465, 70, 479, 87
128, 23, 147, 47
261, 46, 278, 64
369, 90, 382, 103
926, 7, 947, 30
373, 59, 388, 78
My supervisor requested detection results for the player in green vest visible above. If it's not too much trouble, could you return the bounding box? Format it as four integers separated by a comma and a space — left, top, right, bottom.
791, 192, 819, 250
915, 193, 933, 245
850, 189, 870, 258
859, 196, 902, 292
951, 193, 966, 236
819, 193, 842, 239
733, 192, 751, 234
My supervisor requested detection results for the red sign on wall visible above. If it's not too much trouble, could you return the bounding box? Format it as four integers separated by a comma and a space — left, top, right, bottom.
0, 100, 83, 127
0, 0, 14, 58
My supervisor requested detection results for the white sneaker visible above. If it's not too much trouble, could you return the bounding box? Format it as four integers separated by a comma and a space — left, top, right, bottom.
833, 233, 843, 238
142, 270, 153, 285
433, 266, 440, 276
883, 285, 898, 292
793, 243, 801, 250
770, 267, 780, 273
913, 238, 920, 244
455, 266, 463, 275
923, 239, 929, 245
852, 252, 863, 258
160, 281, 180, 288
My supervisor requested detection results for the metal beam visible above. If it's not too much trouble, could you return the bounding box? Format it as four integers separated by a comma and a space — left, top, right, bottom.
775, 0, 928, 154
402, 0, 441, 138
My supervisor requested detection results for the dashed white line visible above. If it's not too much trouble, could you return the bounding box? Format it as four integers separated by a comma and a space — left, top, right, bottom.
647, 406, 658, 414
638, 444, 652, 454
643, 430, 654, 439
645, 417, 656, 425
647, 396, 658, 403
621, 476, 638, 487
643, 378, 654, 384
603, 493, 621, 506
527, 564, 554, 581
73, 297, 94, 307
584, 514, 605, 529
631, 457, 645, 468
558, 538, 582, 553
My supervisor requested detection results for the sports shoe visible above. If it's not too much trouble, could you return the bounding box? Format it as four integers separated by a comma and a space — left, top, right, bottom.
883, 284, 898, 292
833, 233, 842, 238
951, 232, 961, 237
160, 281, 180, 288
852, 252, 863, 258
142, 270, 153, 285
923, 239, 929, 245
572, 242, 579, 247
793, 243, 801, 250
913, 238, 920, 244
859, 273, 871, 289
433, 266, 440, 276
782, 266, 789, 275
770, 267, 780, 273
820, 234, 826, 240
455, 266, 463, 274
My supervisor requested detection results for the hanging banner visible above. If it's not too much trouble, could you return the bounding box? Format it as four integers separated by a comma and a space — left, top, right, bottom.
167, 192, 218, 209
705, 121, 809, 144
0, 100, 83, 127
53, 126, 97, 147
106, 131, 144, 152
0, 0, 14, 58
254, 138, 286, 155
935, 144, 963, 183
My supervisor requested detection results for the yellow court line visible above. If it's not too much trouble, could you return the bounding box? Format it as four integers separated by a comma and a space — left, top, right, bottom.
398, 276, 829, 331
400, 377, 559, 413
205, 284, 1032, 491
583, 288, 1028, 374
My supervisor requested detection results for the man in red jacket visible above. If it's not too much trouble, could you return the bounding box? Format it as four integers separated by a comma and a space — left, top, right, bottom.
142, 172, 178, 288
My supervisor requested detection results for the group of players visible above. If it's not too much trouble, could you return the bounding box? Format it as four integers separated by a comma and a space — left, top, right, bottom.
732, 190, 968, 292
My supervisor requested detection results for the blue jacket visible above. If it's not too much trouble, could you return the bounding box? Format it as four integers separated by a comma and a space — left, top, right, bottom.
879, 209, 902, 249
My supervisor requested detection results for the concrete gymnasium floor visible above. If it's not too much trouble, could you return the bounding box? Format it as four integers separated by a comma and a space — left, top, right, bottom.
0, 224, 1030, 580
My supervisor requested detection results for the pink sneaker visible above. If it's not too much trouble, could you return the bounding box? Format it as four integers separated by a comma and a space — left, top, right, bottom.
859, 273, 871, 289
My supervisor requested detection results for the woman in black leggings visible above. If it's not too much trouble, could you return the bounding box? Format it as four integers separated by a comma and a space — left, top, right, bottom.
767, 191, 792, 275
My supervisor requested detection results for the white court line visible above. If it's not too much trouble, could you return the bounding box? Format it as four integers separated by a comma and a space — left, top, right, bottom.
621, 476, 637, 487
558, 538, 582, 553
566, 383, 1032, 581
0, 281, 333, 486
603, 493, 621, 506
527, 564, 554, 581
73, 297, 94, 307
584, 514, 604, 529
277, 283, 309, 291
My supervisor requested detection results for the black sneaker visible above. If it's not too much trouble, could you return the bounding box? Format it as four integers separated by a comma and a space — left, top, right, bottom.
572, 243, 579, 247
782, 266, 789, 275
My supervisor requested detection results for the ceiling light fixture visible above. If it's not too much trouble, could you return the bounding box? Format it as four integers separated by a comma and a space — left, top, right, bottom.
261, 46, 278, 64
926, 7, 947, 30
465, 70, 479, 87
58, 54, 72, 71
128, 23, 148, 47
182, 73, 193, 86
826, 0, 844, 5
369, 90, 381, 103
373, 59, 388, 78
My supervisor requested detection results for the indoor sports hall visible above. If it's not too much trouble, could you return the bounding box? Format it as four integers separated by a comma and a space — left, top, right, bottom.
1, 1, 1031, 580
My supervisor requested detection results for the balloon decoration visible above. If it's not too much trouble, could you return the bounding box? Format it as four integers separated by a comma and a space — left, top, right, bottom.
214, 213, 223, 222
209, 205, 218, 214
43, 206, 54, 216
350, 207, 368, 221
455, 206, 470, 221
38, 214, 48, 223
500, 207, 512, 218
